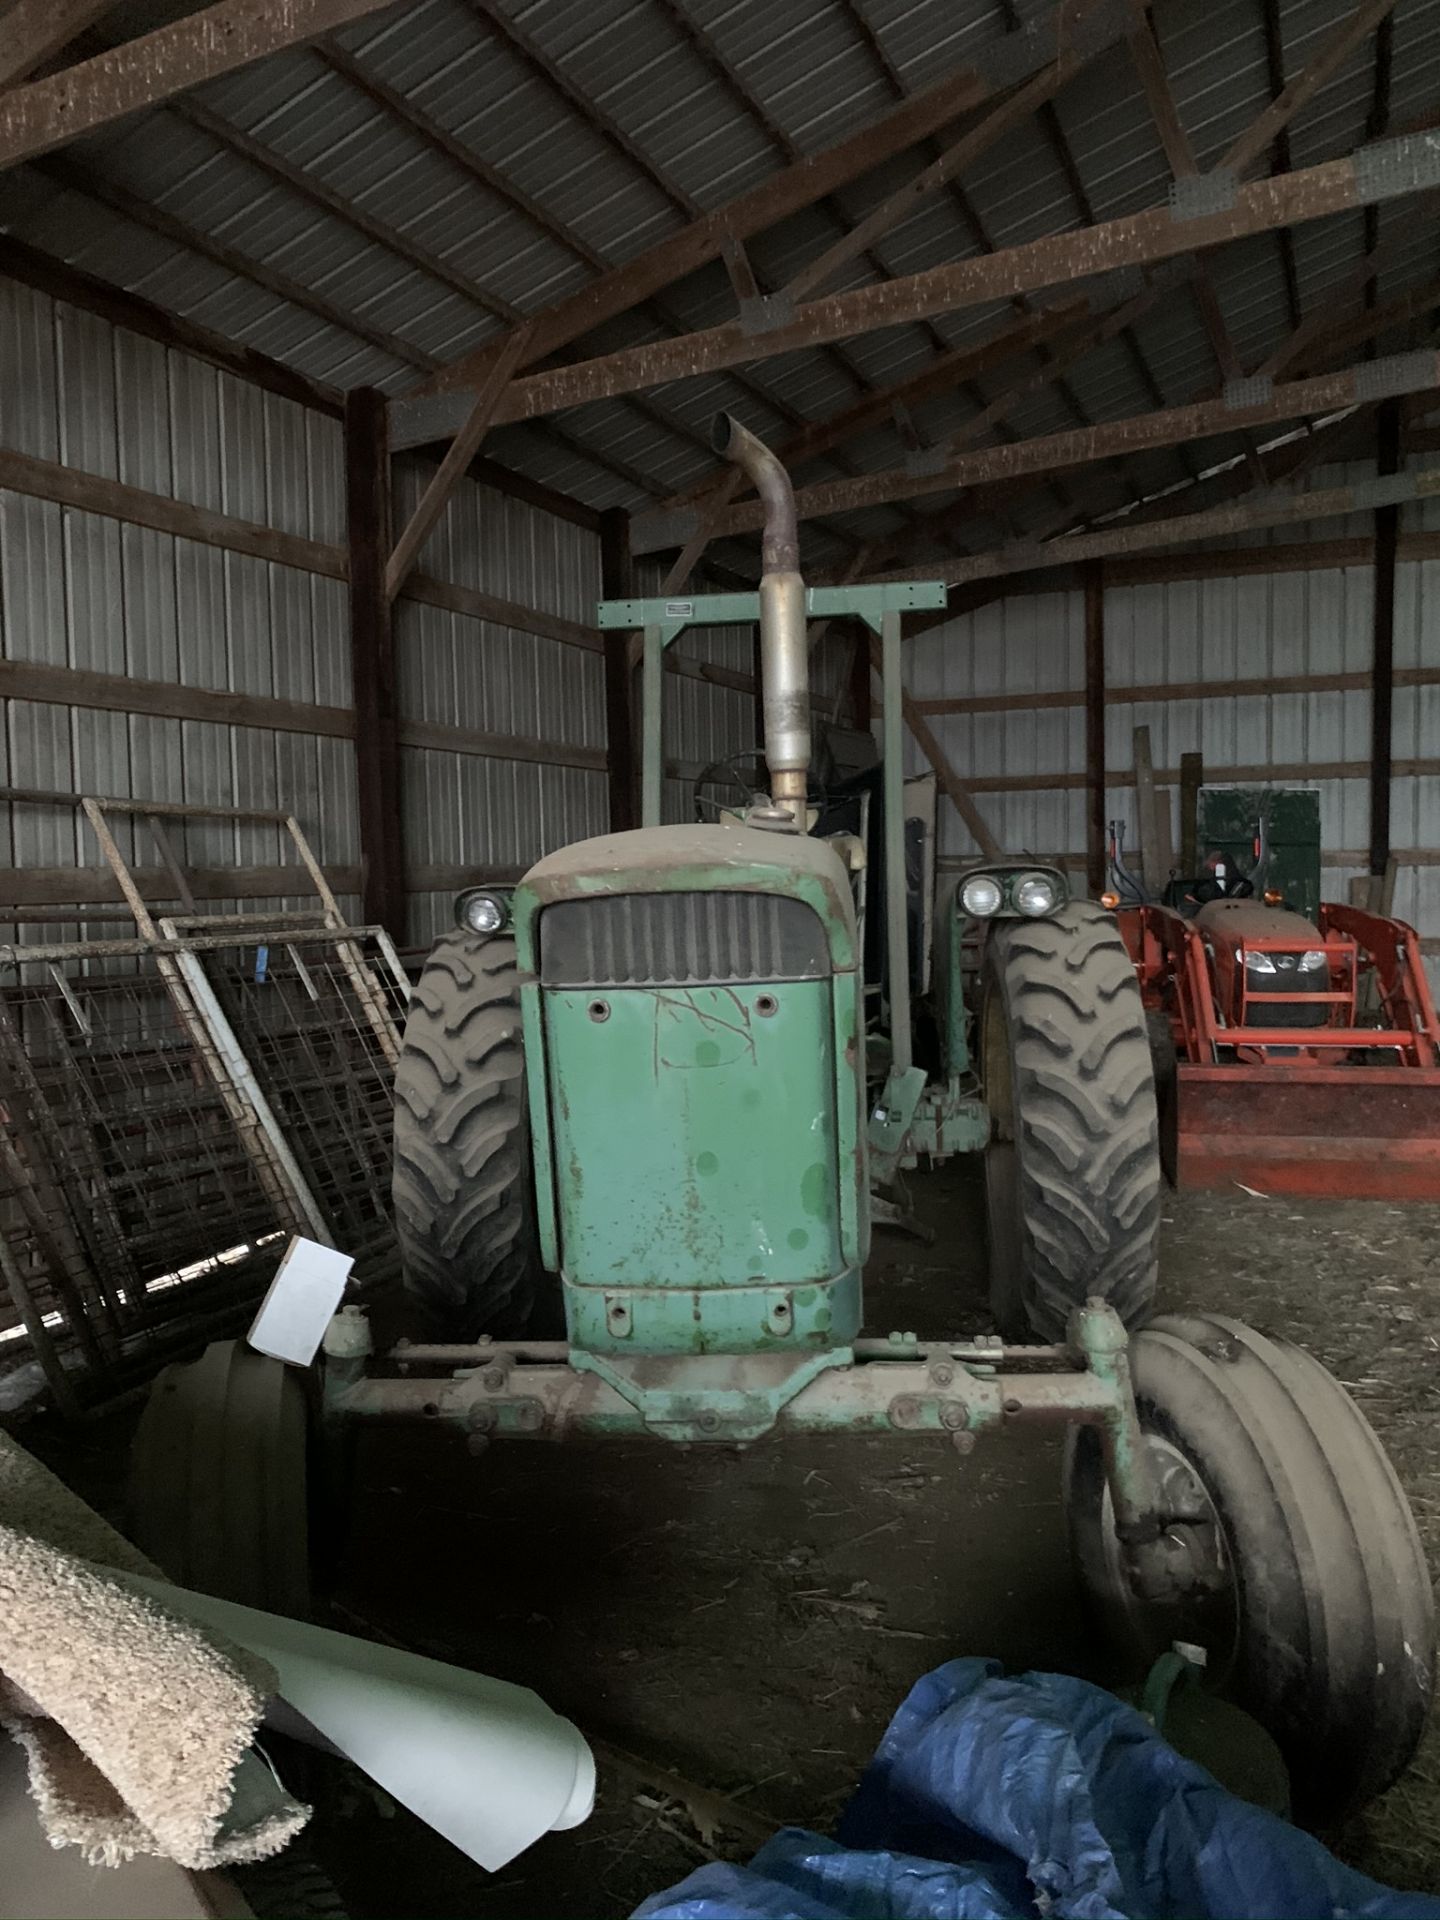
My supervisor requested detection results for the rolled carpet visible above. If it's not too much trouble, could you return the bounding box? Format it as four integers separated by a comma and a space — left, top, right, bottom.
0, 1430, 308, 1870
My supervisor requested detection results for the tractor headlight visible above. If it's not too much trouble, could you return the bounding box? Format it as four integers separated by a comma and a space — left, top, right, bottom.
1242, 949, 1277, 974
1013, 872, 1059, 917
1298, 949, 1328, 972
960, 874, 1004, 918
456, 888, 510, 936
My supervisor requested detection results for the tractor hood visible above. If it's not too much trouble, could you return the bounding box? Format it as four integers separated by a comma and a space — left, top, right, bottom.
1194, 898, 1322, 945
512, 821, 859, 976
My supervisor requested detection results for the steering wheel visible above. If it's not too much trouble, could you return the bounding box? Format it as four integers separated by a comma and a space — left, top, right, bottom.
693, 749, 771, 821
1190, 869, 1254, 905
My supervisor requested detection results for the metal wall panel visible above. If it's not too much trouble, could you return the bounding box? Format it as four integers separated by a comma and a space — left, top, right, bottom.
393, 455, 609, 916
905, 588, 1086, 860
908, 535, 1440, 989
0, 282, 359, 930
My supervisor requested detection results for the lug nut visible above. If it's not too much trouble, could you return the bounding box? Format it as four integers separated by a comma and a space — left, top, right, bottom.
482, 1366, 506, 1391
940, 1403, 966, 1431
930, 1363, 955, 1388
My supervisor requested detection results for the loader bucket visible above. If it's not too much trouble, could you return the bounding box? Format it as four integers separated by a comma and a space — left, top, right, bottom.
1165, 1061, 1440, 1199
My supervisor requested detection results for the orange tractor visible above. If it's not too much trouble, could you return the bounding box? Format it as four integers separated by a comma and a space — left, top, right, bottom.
1106, 796, 1440, 1199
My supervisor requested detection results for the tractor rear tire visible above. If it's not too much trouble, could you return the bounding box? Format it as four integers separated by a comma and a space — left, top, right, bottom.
392, 933, 544, 1336
1064, 1313, 1435, 1824
981, 902, 1160, 1341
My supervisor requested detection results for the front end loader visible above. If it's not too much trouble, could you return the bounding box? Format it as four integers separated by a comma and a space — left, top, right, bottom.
135, 419, 1435, 1827
1108, 808, 1440, 1198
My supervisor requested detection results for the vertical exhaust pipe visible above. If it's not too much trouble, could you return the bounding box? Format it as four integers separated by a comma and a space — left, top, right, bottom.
711, 413, 809, 827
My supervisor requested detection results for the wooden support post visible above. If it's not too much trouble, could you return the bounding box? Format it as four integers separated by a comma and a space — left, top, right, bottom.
1179, 752, 1204, 877
1084, 561, 1106, 897
1370, 399, 1400, 875
600, 508, 637, 834
1132, 724, 1176, 890
345, 388, 406, 938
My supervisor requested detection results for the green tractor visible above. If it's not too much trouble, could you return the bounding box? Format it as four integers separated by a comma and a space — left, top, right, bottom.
138, 418, 1433, 1825
394, 415, 1159, 1350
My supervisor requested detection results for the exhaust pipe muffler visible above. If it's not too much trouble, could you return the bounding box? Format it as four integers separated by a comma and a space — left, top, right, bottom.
711, 413, 809, 828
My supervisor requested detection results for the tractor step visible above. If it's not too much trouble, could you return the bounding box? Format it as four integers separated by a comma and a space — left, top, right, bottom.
1167, 1063, 1440, 1199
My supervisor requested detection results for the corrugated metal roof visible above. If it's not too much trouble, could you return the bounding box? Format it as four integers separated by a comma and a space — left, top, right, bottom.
1, 0, 1436, 569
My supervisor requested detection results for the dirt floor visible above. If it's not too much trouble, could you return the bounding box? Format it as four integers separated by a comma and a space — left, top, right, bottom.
21, 1168, 1440, 1913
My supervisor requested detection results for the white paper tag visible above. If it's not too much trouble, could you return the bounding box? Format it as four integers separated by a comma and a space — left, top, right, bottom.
248, 1236, 355, 1367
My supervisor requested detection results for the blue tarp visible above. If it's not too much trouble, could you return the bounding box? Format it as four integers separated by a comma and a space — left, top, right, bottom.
635, 1659, 1440, 1920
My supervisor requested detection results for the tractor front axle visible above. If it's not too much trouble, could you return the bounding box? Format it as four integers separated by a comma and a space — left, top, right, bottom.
319, 1299, 1178, 1602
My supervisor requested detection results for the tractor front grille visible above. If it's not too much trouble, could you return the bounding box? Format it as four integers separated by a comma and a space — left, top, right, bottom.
538, 891, 829, 988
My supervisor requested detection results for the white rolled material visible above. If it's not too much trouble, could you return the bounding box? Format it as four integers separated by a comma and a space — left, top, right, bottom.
125, 1573, 595, 1872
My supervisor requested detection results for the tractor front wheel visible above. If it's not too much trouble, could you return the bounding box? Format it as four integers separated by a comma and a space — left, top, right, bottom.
129, 1339, 312, 1616
1065, 1313, 1435, 1825
392, 933, 546, 1336
980, 902, 1160, 1340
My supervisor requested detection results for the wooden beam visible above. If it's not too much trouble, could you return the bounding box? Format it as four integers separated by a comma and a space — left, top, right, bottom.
729, 177, 1423, 544
1224, 0, 1398, 180
0, 0, 118, 87
0, 439, 601, 652
0, 657, 353, 739
0, 0, 400, 168
1371, 400, 1399, 875
783, 45, 1105, 303
600, 508, 637, 833
877, 463, 1440, 586
397, 718, 606, 773
1125, 10, 1259, 458
642, 350, 1440, 546
1084, 562, 1105, 895
471, 137, 1438, 426
663, 303, 1087, 510
0, 655, 606, 772
385, 324, 533, 602
0, 236, 342, 415
344, 389, 405, 938
913, 528, 1440, 610
423, 0, 1113, 399
915, 664, 1440, 718
0, 445, 347, 576
403, 574, 600, 654
1287, 272, 1440, 374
